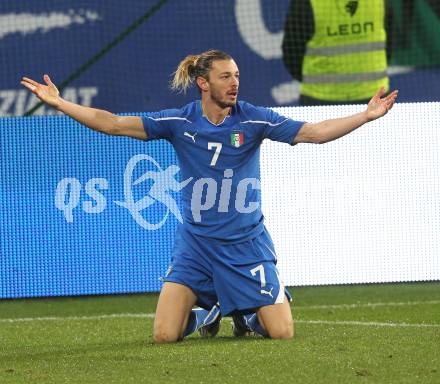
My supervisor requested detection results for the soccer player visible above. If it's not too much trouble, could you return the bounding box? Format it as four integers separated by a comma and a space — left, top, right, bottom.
21, 50, 398, 343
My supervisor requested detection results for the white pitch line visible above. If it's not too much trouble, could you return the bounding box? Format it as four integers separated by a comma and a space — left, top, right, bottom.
295, 320, 440, 328
1, 300, 439, 323
1, 312, 439, 329
0, 313, 155, 323
295, 300, 440, 310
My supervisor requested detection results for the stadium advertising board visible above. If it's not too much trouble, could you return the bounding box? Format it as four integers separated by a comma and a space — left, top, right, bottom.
1, 103, 439, 298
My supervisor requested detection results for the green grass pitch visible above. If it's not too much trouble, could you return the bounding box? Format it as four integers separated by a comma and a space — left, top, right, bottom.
1, 283, 439, 383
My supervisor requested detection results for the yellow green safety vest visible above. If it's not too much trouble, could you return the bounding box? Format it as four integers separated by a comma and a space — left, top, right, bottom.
301, 0, 389, 101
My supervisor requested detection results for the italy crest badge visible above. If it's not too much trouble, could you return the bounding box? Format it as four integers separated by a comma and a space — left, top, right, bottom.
231, 131, 244, 147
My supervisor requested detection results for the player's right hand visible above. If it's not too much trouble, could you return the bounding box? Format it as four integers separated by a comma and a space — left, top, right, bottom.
21, 74, 61, 109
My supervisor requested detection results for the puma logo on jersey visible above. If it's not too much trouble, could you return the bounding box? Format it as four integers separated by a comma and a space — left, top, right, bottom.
184, 131, 197, 142
260, 287, 274, 299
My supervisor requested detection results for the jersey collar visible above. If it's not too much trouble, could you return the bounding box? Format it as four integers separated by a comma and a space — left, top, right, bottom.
197, 100, 237, 127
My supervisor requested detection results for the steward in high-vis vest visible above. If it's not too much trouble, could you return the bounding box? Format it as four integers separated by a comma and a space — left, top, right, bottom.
282, 0, 391, 105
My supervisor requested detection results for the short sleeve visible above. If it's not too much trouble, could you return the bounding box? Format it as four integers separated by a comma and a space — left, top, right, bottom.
262, 108, 305, 145
141, 111, 173, 141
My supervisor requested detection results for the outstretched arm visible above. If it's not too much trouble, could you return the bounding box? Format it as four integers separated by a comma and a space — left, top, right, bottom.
294, 88, 398, 144
21, 75, 146, 140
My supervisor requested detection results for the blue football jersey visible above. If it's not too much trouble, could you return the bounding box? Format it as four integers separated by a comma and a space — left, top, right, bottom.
141, 100, 305, 241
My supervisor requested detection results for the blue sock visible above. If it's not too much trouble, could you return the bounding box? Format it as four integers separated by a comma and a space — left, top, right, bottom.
183, 308, 209, 337
243, 313, 268, 337
183, 305, 220, 337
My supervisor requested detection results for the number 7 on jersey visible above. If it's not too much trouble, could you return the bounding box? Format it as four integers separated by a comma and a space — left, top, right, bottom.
208, 142, 222, 166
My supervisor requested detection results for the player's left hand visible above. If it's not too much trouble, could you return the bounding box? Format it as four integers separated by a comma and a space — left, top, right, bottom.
366, 87, 398, 121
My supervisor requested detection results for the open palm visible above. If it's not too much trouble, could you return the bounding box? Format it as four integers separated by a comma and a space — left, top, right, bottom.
21, 75, 61, 109
366, 87, 398, 121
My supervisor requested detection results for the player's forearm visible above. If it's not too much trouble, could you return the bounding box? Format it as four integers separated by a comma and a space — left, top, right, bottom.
314, 110, 370, 144
57, 98, 118, 135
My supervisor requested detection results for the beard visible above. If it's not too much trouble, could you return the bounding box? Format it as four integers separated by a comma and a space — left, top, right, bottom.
210, 87, 237, 109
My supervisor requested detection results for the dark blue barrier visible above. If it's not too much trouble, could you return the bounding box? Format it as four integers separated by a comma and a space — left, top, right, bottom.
0, 0, 438, 118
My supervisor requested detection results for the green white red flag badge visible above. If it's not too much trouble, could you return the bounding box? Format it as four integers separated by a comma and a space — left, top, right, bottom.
231, 131, 244, 147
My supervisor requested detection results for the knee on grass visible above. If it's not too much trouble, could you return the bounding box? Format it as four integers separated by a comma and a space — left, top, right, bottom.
153, 326, 182, 343
266, 320, 294, 340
